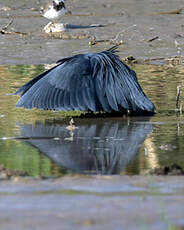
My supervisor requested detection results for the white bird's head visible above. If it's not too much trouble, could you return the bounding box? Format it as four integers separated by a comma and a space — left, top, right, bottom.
54, 0, 65, 4
53, 0, 66, 11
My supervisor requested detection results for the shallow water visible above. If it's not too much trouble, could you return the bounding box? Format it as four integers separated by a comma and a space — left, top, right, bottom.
0, 64, 184, 176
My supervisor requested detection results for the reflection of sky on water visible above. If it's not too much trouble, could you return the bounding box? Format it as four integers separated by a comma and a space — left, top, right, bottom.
18, 119, 153, 175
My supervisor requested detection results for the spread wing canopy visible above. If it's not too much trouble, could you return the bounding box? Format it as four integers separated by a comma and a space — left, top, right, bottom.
15, 47, 155, 113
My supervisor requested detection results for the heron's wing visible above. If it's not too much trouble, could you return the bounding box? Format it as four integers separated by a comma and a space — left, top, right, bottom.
90, 51, 155, 113
15, 54, 101, 111
14, 56, 72, 96
15, 49, 155, 113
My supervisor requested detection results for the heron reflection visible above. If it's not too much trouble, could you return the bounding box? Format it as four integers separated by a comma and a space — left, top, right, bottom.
18, 118, 153, 175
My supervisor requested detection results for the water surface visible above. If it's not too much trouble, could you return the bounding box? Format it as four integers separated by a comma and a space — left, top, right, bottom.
0, 64, 184, 176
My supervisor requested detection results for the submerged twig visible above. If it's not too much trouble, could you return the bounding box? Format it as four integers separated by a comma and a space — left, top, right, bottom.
0, 19, 29, 36
111, 24, 137, 43
2, 19, 13, 30
0, 19, 13, 34
89, 36, 115, 46
154, 8, 183, 15
147, 36, 159, 42
175, 85, 182, 113
123, 56, 137, 64
176, 86, 181, 108
89, 24, 136, 46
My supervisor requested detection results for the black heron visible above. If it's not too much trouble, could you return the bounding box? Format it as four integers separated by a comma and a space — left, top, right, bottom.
15, 46, 155, 115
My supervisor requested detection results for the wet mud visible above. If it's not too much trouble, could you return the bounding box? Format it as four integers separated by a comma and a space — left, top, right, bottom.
0, 175, 184, 230
0, 0, 184, 64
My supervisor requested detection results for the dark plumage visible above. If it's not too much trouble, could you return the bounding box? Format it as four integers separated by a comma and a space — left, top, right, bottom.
15, 47, 155, 115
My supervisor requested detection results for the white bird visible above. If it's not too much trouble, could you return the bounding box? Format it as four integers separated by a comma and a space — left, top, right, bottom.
41, 0, 67, 23
41, 0, 68, 32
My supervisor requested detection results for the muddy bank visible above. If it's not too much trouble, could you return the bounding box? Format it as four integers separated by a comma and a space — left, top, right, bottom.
0, 175, 184, 230
0, 0, 184, 64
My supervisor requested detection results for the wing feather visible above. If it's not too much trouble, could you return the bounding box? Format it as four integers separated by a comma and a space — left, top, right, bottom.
90, 56, 112, 112
15, 48, 155, 114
